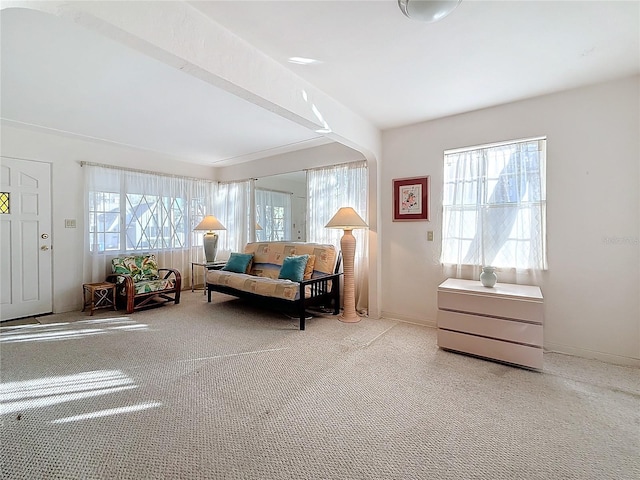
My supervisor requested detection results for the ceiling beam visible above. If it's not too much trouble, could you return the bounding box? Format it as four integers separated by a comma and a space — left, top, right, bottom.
1, 0, 380, 163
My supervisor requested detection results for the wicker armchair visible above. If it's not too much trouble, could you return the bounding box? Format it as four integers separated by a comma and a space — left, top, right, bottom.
106, 254, 181, 314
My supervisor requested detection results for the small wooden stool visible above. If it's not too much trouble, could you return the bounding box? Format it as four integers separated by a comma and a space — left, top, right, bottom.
82, 282, 117, 316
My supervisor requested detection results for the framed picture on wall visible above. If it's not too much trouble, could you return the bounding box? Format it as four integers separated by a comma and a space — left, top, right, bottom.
393, 176, 430, 221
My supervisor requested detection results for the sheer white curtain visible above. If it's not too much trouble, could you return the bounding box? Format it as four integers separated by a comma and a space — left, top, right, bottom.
255, 188, 292, 241
307, 161, 368, 314
83, 164, 214, 287
214, 179, 253, 259
441, 138, 547, 285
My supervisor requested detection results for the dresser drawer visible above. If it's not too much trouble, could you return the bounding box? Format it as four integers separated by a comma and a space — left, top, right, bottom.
438, 290, 543, 324
437, 329, 543, 369
437, 310, 542, 346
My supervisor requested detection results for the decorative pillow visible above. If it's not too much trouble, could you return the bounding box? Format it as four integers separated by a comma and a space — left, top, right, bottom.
222, 253, 254, 274
303, 255, 316, 280
278, 254, 309, 283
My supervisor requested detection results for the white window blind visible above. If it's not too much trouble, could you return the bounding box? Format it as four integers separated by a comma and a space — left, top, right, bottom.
441, 137, 547, 270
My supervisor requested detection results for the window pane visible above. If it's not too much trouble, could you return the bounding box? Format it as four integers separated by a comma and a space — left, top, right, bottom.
442, 138, 547, 269
88, 191, 120, 252
256, 189, 291, 242
86, 165, 213, 256
0, 192, 9, 214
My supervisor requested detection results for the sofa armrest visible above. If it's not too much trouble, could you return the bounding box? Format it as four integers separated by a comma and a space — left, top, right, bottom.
106, 273, 135, 313
106, 272, 133, 289
159, 267, 181, 280
300, 272, 342, 299
159, 268, 182, 292
298, 272, 342, 324
300, 272, 342, 286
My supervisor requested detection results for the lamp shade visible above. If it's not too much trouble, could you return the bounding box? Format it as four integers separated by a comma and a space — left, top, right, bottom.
256, 223, 263, 231
194, 215, 226, 232
325, 207, 368, 230
398, 0, 461, 23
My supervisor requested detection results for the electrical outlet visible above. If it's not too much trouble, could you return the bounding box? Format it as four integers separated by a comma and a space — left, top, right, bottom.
427, 231, 434, 241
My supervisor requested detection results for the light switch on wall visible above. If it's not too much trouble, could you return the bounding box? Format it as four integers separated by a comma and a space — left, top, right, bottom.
427, 231, 434, 241
65, 219, 76, 228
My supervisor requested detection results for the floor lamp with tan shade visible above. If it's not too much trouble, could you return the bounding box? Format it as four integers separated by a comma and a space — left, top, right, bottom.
325, 207, 368, 323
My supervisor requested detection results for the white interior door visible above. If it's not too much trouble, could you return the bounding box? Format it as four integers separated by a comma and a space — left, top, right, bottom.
0, 157, 53, 321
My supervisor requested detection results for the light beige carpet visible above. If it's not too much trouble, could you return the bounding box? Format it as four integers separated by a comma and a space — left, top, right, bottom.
1, 292, 638, 479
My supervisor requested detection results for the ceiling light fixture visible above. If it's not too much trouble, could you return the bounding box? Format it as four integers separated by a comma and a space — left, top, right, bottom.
288, 57, 321, 65
398, 0, 462, 23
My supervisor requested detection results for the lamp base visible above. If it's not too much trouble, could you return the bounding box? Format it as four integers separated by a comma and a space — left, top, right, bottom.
338, 229, 361, 324
338, 312, 362, 323
203, 232, 219, 263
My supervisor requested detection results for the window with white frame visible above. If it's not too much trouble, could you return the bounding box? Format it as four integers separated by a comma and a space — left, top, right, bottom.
86, 165, 212, 253
441, 137, 547, 270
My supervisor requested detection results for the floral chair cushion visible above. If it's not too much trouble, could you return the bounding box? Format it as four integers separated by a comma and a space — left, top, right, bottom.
133, 278, 176, 295
111, 254, 159, 283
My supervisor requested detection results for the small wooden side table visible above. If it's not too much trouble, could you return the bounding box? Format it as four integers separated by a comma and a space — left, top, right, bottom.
82, 282, 117, 316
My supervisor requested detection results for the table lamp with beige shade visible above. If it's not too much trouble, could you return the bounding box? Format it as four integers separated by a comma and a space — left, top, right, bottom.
325, 207, 368, 322
194, 215, 226, 263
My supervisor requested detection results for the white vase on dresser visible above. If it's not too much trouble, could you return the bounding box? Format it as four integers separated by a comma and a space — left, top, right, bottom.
437, 278, 544, 369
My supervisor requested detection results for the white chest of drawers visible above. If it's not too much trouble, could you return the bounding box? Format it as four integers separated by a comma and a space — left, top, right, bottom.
437, 278, 544, 369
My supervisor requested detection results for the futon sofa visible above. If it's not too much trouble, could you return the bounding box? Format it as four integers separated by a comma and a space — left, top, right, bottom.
206, 242, 342, 330
106, 253, 182, 314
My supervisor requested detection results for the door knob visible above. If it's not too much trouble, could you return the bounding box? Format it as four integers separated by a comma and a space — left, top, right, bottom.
40, 245, 49, 251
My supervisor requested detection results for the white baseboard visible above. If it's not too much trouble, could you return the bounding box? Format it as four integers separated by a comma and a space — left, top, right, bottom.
380, 311, 437, 328
380, 313, 639, 368
544, 342, 640, 368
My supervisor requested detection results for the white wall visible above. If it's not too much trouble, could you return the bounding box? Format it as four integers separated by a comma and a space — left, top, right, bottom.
381, 76, 640, 366
0, 124, 215, 313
